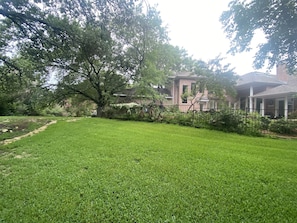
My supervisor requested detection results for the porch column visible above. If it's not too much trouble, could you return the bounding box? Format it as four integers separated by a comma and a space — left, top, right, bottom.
172, 80, 175, 104
285, 96, 288, 120
254, 98, 257, 112
261, 98, 265, 116
275, 100, 279, 117
249, 86, 254, 113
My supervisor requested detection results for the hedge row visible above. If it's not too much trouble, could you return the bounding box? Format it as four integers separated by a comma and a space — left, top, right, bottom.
102, 106, 297, 136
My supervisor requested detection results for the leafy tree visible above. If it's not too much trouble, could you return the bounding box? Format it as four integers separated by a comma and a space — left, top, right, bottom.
220, 0, 297, 72
0, 54, 51, 115
187, 57, 238, 112
133, 44, 191, 101
0, 0, 173, 116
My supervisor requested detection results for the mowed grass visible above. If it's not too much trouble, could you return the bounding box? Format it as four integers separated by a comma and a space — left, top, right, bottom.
0, 118, 297, 222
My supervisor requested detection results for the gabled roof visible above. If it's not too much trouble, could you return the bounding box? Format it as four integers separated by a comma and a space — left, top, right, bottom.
236, 72, 284, 89
253, 78, 297, 98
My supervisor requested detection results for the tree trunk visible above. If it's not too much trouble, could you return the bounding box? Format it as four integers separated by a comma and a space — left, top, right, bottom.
96, 106, 103, 117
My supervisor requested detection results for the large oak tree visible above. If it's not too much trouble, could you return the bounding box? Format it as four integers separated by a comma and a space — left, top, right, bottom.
0, 0, 173, 116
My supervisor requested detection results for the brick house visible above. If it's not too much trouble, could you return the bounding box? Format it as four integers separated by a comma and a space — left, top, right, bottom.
159, 65, 297, 119
115, 65, 297, 119
165, 72, 223, 112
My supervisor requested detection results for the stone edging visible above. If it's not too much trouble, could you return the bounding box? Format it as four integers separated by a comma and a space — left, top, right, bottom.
2, 120, 57, 145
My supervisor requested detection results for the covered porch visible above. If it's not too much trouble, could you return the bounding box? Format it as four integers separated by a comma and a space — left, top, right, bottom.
252, 84, 297, 120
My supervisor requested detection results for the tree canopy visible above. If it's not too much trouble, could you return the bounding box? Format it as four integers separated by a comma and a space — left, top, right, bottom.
220, 0, 297, 73
0, 0, 239, 116
0, 0, 175, 115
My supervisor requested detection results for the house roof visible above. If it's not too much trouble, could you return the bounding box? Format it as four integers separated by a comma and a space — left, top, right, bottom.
169, 71, 200, 81
155, 87, 172, 97
236, 72, 284, 90
114, 87, 172, 98
253, 78, 297, 98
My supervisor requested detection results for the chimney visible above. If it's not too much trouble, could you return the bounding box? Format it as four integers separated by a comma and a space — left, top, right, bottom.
276, 64, 289, 82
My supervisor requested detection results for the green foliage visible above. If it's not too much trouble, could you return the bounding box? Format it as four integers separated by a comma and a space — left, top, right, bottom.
221, 0, 297, 72
0, 94, 14, 115
63, 98, 95, 117
0, 86, 53, 116
166, 112, 193, 126
107, 107, 280, 137
288, 110, 297, 119
188, 57, 238, 109
205, 57, 238, 98
1, 118, 297, 222
0, 0, 174, 116
0, 54, 54, 116
40, 105, 68, 117
208, 110, 245, 133
269, 119, 297, 135
260, 116, 271, 130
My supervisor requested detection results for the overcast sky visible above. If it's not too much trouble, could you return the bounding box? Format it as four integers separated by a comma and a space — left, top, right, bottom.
147, 0, 272, 75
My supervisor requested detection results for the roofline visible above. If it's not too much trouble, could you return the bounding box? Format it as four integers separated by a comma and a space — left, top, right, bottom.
252, 92, 297, 98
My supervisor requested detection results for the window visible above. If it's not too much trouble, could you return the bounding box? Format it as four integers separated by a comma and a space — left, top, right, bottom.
197, 82, 204, 93
200, 104, 204, 112
191, 83, 196, 95
182, 85, 188, 103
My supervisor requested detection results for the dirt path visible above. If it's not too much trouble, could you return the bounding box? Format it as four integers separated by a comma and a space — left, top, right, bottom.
2, 120, 57, 145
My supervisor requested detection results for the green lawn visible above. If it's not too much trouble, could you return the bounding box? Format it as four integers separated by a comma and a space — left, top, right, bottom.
1, 118, 297, 222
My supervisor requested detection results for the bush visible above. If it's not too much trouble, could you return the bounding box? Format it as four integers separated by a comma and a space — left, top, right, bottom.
192, 112, 212, 128
288, 111, 297, 119
105, 107, 297, 137
161, 112, 179, 124
269, 119, 297, 135
208, 110, 245, 133
260, 116, 271, 130
176, 113, 193, 126
41, 105, 68, 117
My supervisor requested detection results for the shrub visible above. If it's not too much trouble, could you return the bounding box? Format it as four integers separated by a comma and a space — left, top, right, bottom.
192, 112, 212, 128
260, 116, 271, 130
41, 105, 68, 116
176, 113, 193, 126
161, 112, 179, 124
269, 119, 297, 135
288, 110, 297, 119
208, 110, 245, 133
105, 107, 297, 137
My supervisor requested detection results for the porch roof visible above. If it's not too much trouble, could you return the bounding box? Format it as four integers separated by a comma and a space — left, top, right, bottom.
236, 72, 284, 90
169, 71, 201, 81
252, 79, 297, 98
